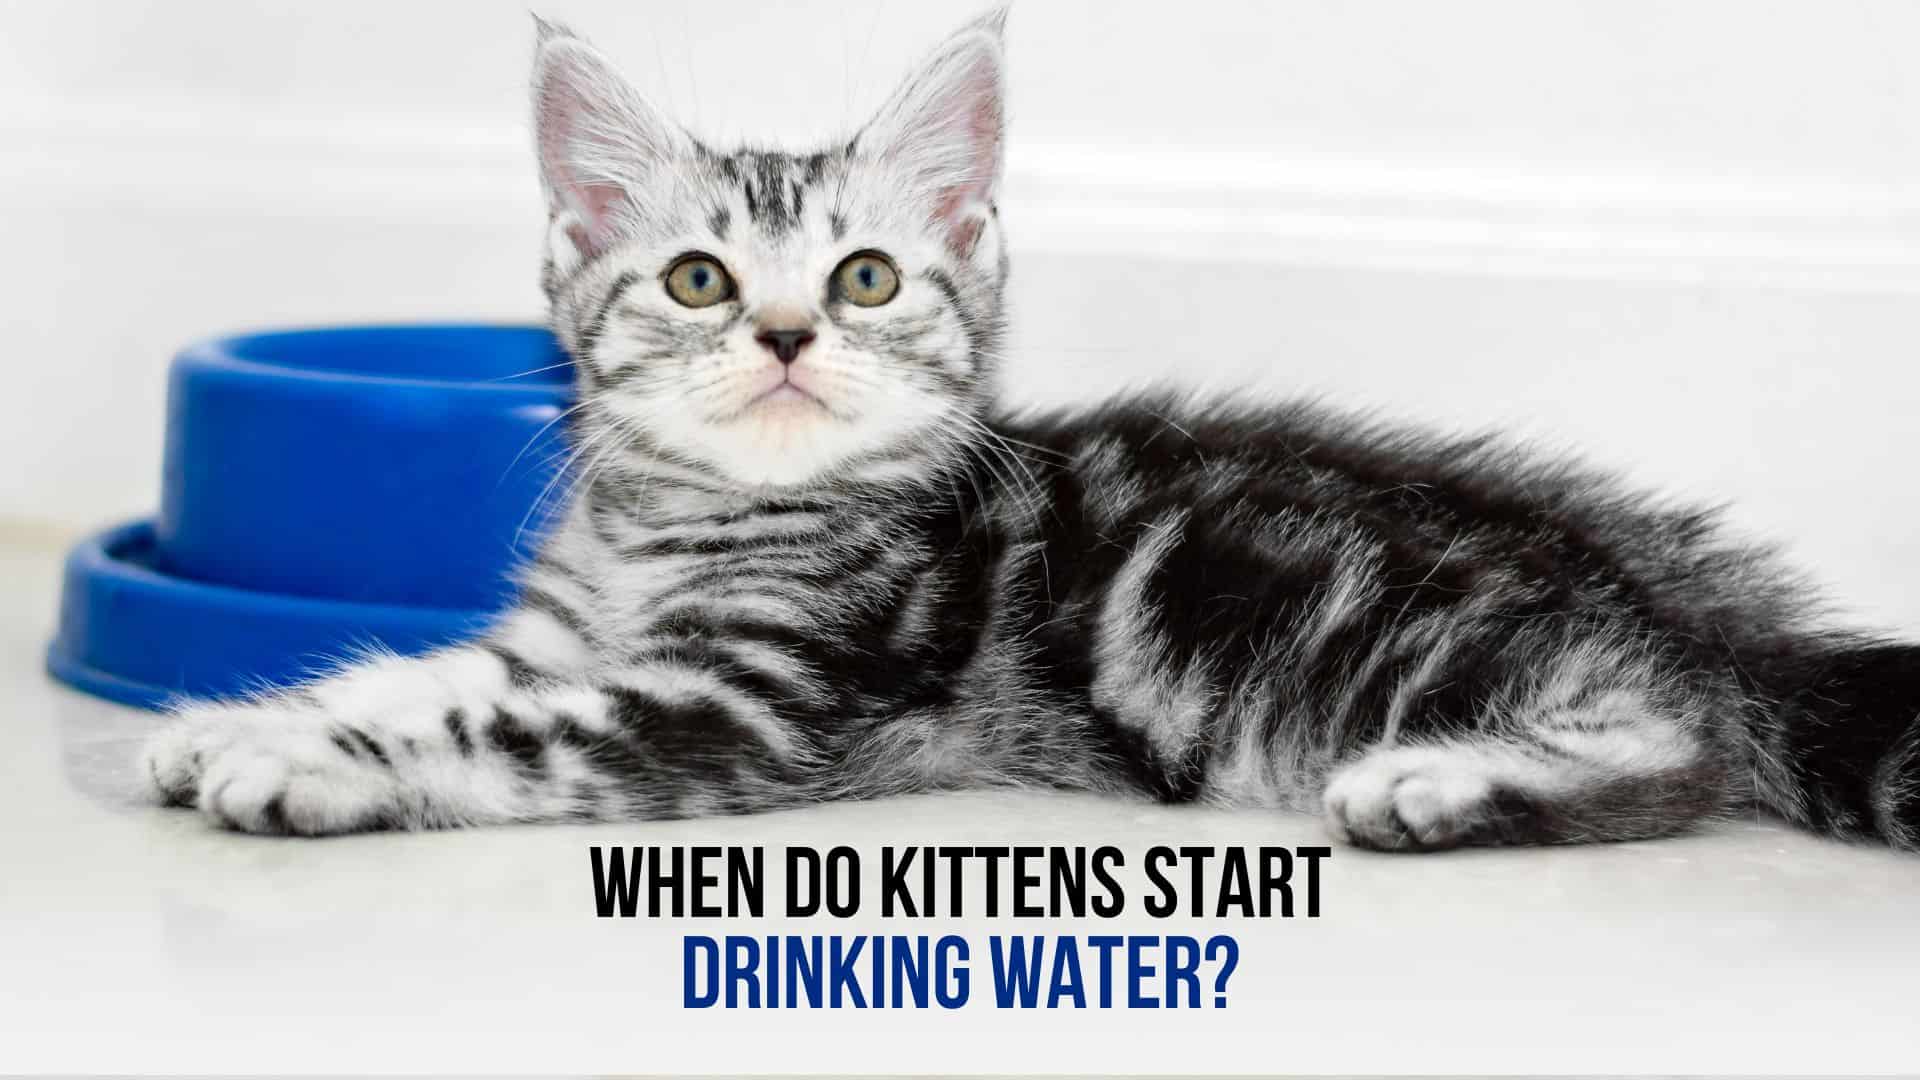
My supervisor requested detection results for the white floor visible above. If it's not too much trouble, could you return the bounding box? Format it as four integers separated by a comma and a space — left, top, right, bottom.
4, 533, 1920, 1075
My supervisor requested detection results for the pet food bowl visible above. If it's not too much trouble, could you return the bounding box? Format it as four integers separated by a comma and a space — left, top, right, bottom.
46, 324, 575, 709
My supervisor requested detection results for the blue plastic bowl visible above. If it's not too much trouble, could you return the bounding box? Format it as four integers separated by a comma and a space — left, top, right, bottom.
48, 521, 497, 709
158, 324, 573, 609
46, 324, 576, 709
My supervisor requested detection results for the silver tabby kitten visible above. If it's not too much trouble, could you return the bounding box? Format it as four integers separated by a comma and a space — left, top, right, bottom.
145, 11, 1920, 852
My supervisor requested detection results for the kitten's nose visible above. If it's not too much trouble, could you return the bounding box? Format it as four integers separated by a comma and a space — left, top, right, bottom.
754, 328, 816, 365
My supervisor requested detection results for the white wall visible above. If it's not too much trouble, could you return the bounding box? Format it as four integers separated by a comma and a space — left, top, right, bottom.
7, 1, 1920, 627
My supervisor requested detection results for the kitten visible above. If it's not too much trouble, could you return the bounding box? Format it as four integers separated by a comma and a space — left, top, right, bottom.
143, 10, 1920, 852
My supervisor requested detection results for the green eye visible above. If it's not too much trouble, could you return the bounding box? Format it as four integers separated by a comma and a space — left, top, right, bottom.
833, 251, 900, 307
664, 255, 734, 308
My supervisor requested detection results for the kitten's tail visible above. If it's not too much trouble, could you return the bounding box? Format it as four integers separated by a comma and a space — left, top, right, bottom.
1760, 642, 1920, 850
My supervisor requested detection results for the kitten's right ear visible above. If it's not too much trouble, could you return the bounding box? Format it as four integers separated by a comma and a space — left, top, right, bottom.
531, 19, 684, 263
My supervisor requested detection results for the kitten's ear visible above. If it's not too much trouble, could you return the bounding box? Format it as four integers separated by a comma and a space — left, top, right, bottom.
531, 18, 684, 263
859, 8, 1008, 257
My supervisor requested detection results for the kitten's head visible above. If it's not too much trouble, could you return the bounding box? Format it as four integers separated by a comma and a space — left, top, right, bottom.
532, 11, 1008, 491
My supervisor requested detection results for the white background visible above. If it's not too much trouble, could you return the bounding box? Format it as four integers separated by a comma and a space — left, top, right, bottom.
7, 0, 1920, 626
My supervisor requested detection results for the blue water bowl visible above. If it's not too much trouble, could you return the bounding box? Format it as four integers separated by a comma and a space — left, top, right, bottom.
46, 324, 576, 710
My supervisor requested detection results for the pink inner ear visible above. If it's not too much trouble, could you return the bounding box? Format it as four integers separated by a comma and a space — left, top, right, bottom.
566, 178, 628, 254
957, 57, 1002, 156
552, 173, 626, 260
537, 62, 631, 258
937, 193, 987, 256
930, 52, 1003, 256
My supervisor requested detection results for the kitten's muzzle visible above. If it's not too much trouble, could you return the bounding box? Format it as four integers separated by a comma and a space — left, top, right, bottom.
755, 328, 817, 365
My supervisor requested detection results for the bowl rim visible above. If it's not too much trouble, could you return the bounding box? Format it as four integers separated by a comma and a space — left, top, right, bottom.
74, 519, 484, 619
48, 519, 494, 710
177, 322, 577, 396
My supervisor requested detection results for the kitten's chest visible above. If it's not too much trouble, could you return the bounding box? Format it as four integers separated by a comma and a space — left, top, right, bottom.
574, 502, 894, 643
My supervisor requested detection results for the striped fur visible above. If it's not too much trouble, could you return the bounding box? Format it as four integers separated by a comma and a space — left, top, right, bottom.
144, 12, 1920, 852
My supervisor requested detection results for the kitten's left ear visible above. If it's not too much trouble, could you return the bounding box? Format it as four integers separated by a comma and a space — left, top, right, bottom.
860, 8, 1008, 257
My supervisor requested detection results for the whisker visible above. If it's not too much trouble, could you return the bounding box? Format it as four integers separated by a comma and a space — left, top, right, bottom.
498, 398, 594, 490
485, 359, 579, 383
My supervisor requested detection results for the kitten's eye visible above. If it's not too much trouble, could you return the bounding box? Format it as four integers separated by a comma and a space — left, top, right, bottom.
664, 255, 735, 308
833, 251, 900, 307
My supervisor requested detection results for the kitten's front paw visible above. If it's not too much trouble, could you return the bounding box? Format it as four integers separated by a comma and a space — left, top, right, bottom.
143, 702, 401, 835
1322, 745, 1512, 852
143, 701, 276, 807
